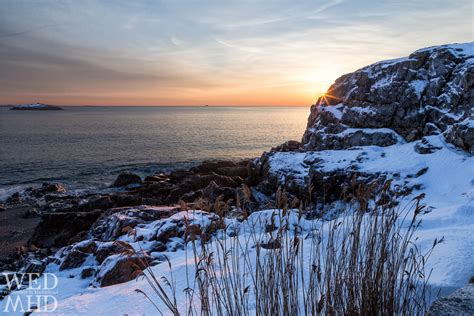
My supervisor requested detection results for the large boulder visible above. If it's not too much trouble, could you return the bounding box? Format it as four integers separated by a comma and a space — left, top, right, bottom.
302, 43, 473, 153
96, 254, 148, 287
113, 172, 142, 187
59, 250, 89, 270
445, 119, 474, 154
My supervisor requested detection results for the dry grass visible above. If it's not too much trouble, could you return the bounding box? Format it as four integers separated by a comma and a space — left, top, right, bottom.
135, 182, 439, 315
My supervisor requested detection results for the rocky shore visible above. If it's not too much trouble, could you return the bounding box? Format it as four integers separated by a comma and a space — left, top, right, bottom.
0, 43, 472, 310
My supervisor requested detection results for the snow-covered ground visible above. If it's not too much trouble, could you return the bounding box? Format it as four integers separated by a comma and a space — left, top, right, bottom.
271, 134, 474, 285
1, 133, 472, 315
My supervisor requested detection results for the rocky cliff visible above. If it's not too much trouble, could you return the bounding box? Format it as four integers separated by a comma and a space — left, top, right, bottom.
252, 43, 473, 206
302, 43, 473, 153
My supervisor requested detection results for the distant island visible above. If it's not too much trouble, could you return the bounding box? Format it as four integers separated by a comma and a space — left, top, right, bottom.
10, 103, 64, 110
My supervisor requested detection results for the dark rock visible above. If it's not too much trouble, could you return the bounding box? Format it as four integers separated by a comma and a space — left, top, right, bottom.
302, 44, 473, 151
86, 196, 113, 210
96, 255, 148, 287
214, 166, 249, 178
24, 260, 45, 274
191, 160, 237, 174
445, 120, 474, 154
305, 128, 400, 151
32, 183, 67, 197
155, 225, 180, 243
90, 206, 175, 241
185, 173, 239, 190
21, 208, 40, 219
271, 140, 303, 152
60, 250, 88, 270
30, 209, 103, 248
95, 242, 130, 264
169, 169, 194, 182
74, 240, 97, 254
428, 284, 474, 315
149, 241, 167, 253
144, 173, 168, 182
415, 137, 442, 154
113, 172, 142, 187
6, 192, 21, 204
0, 204, 7, 212
80, 267, 96, 279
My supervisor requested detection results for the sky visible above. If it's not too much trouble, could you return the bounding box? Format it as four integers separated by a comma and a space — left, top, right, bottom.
0, 0, 472, 106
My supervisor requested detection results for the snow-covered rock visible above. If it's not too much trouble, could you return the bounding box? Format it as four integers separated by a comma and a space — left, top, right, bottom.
10, 103, 64, 110
303, 43, 473, 151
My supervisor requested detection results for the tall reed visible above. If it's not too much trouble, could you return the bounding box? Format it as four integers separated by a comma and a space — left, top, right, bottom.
135, 183, 439, 315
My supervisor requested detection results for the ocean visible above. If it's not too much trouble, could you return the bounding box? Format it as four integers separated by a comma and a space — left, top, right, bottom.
0, 106, 309, 195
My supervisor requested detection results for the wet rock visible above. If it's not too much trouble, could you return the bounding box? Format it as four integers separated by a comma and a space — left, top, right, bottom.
32, 183, 66, 197
113, 172, 142, 187
144, 173, 168, 182
169, 169, 194, 182
86, 196, 113, 211
6, 192, 21, 204
214, 166, 249, 178
30, 209, 103, 248
191, 160, 237, 174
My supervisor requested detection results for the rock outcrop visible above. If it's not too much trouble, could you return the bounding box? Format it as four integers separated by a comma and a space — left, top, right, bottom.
302, 43, 473, 152
250, 43, 473, 205
113, 172, 142, 187
428, 283, 474, 315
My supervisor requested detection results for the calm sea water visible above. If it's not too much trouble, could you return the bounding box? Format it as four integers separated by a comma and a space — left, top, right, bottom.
0, 106, 309, 193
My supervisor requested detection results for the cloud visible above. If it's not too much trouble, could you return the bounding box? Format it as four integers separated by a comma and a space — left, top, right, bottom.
0, 0, 472, 105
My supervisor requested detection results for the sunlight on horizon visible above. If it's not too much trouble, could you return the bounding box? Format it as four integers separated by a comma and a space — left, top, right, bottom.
0, 0, 472, 106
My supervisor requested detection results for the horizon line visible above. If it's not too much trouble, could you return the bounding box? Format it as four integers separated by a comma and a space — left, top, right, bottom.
1, 104, 312, 107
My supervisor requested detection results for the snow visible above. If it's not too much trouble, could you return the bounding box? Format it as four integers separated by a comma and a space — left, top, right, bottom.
11, 103, 49, 109
346, 106, 376, 115
2, 133, 473, 314
320, 103, 343, 120
336, 127, 404, 141
410, 79, 428, 99
414, 42, 474, 58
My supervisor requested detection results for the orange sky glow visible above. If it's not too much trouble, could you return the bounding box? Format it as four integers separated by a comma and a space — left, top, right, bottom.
0, 1, 472, 106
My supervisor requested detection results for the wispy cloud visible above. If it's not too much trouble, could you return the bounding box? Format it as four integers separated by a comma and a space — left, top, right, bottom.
0, 0, 472, 105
